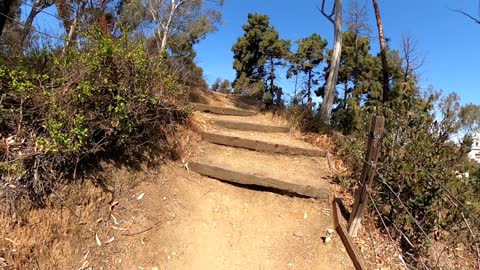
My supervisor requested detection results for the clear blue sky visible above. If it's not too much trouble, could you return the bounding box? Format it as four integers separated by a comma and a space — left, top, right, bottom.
194, 0, 480, 105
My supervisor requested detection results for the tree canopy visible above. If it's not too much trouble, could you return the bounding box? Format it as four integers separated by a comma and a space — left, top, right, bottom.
232, 13, 289, 98
291, 33, 327, 102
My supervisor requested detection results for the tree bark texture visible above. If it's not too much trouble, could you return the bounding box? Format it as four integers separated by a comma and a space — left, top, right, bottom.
320, 0, 342, 124
64, 0, 87, 52
20, 0, 55, 48
0, 0, 14, 36
372, 0, 389, 102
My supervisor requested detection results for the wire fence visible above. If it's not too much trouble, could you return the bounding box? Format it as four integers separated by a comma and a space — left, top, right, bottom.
357, 125, 480, 270
0, 10, 63, 41
19, 0, 74, 24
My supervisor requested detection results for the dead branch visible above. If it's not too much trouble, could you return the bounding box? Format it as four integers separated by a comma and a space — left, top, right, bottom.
121, 219, 163, 236
449, 8, 480, 24
318, 0, 336, 24
400, 33, 425, 81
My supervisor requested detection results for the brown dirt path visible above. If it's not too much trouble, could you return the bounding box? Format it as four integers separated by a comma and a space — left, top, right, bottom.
99, 163, 353, 270
93, 108, 354, 270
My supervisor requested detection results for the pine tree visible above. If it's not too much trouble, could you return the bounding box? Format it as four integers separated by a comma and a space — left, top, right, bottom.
261, 27, 290, 96
232, 13, 270, 88
291, 33, 327, 104
232, 13, 289, 98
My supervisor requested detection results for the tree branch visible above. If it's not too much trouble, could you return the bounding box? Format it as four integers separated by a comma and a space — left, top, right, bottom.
318, 0, 335, 24
449, 8, 480, 24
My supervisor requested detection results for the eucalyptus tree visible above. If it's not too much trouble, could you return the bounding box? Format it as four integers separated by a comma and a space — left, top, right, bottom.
319, 0, 343, 124
117, 0, 222, 52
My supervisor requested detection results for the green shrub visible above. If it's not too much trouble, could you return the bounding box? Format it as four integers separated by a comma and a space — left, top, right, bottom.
338, 93, 480, 267
0, 28, 188, 214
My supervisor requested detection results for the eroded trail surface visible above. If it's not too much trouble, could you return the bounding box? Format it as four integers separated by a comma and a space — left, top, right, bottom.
100, 95, 354, 270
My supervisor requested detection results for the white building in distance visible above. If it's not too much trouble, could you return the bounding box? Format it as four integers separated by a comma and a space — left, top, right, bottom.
468, 133, 480, 163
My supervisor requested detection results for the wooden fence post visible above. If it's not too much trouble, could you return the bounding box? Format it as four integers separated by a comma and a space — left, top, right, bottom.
348, 115, 385, 237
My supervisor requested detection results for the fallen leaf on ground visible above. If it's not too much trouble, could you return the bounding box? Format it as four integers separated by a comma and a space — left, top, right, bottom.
111, 214, 120, 225
293, 231, 304, 237
4, 238, 19, 246
111, 226, 128, 231
110, 201, 119, 211
104, 237, 115, 244
95, 233, 102, 246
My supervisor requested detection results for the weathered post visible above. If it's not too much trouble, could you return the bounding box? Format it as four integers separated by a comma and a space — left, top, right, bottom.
348, 115, 385, 237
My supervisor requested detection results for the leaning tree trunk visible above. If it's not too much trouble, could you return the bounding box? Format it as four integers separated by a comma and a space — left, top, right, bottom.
307, 68, 312, 100
0, 0, 15, 36
372, 0, 389, 102
21, 7, 40, 47
64, 0, 87, 52
159, 1, 178, 52
320, 0, 342, 124
20, 0, 54, 49
269, 57, 275, 95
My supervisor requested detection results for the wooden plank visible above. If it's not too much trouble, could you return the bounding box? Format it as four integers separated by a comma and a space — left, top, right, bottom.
212, 120, 289, 133
190, 102, 257, 116
189, 161, 329, 199
201, 132, 327, 157
348, 116, 385, 237
332, 198, 367, 270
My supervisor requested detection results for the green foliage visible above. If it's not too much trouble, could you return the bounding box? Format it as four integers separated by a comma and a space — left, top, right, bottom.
327, 29, 382, 133
261, 26, 290, 95
338, 84, 480, 266
263, 91, 272, 105
0, 28, 188, 213
232, 73, 265, 96
289, 33, 328, 101
232, 13, 270, 85
471, 165, 480, 196
211, 77, 232, 93
232, 13, 289, 99
308, 16, 480, 265
460, 103, 480, 135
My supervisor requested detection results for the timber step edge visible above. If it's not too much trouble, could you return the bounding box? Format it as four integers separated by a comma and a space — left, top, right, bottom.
190, 102, 257, 116
201, 131, 327, 157
212, 119, 289, 133
189, 161, 329, 199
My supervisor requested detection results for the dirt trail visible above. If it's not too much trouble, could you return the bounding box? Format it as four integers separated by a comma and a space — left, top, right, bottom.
101, 165, 351, 270
91, 97, 354, 270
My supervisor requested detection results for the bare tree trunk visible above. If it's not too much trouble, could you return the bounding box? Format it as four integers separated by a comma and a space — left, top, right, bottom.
21, 6, 39, 46
372, 0, 389, 102
320, 0, 342, 124
159, 1, 178, 52
20, 0, 54, 48
269, 57, 274, 95
294, 73, 298, 104
64, 0, 87, 52
159, 25, 169, 52
155, 27, 162, 51
276, 87, 282, 112
21, 9, 40, 42
0, 0, 14, 36
307, 68, 312, 100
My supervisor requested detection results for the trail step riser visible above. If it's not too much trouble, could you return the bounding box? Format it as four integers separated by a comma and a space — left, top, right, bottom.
202, 132, 327, 157
212, 120, 289, 133
189, 161, 328, 199
190, 102, 257, 116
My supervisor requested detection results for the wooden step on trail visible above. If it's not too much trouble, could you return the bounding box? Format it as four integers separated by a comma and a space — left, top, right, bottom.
190, 102, 257, 116
212, 119, 289, 133
189, 144, 329, 199
201, 131, 327, 157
